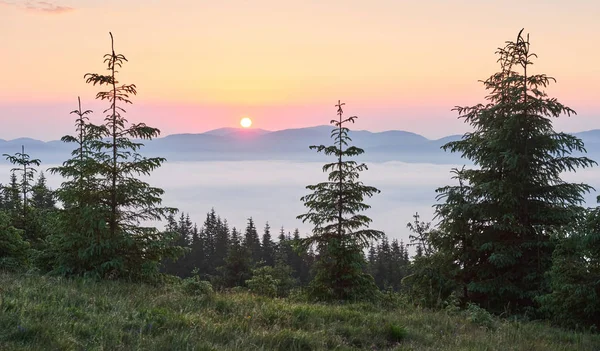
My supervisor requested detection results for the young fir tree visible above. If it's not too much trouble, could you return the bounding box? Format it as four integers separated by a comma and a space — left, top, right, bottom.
436, 29, 596, 312
406, 212, 433, 258
48, 97, 109, 276
297, 100, 383, 301
3, 146, 41, 236
58, 32, 181, 279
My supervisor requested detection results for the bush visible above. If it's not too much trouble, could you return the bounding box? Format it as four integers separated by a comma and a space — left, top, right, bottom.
401, 253, 456, 308
465, 303, 496, 330
181, 271, 214, 297
246, 266, 279, 297
379, 289, 410, 309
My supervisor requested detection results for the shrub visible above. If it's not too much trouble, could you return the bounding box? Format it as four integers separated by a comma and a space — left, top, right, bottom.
246, 266, 279, 298
181, 273, 214, 297
465, 303, 496, 330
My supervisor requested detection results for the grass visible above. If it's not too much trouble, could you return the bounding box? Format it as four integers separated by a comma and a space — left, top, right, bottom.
0, 273, 598, 350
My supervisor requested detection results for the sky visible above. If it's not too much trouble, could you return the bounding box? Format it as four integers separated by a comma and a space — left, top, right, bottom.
1, 0, 599, 140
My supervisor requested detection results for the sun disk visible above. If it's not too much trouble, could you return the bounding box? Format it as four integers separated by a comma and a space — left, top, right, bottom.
240, 117, 252, 128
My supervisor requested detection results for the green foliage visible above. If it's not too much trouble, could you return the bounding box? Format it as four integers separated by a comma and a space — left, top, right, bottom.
246, 264, 298, 298
465, 303, 497, 330
435, 29, 596, 312
0, 212, 30, 271
181, 269, 214, 297
538, 210, 600, 330
402, 253, 457, 308
368, 235, 410, 291
246, 266, 280, 297
297, 100, 383, 301
401, 213, 457, 308
217, 227, 252, 288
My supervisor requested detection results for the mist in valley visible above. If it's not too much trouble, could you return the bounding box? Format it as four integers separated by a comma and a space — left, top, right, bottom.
4, 159, 599, 247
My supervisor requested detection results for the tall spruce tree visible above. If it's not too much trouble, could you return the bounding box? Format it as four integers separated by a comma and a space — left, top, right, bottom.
436, 29, 596, 312
52, 32, 182, 279
297, 100, 383, 301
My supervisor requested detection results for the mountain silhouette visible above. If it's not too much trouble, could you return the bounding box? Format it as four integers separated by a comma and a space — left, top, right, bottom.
1, 126, 599, 165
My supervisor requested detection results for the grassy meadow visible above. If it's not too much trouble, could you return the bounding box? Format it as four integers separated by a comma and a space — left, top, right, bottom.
0, 273, 598, 351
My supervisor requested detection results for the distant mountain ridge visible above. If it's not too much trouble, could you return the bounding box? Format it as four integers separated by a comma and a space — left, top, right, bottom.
1, 126, 600, 165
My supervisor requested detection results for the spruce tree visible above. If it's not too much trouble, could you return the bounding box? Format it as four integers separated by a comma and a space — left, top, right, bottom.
390, 239, 408, 291
48, 97, 108, 276
290, 229, 312, 284
243, 217, 262, 265
3, 146, 41, 229
53, 33, 182, 279
434, 167, 478, 301
31, 173, 56, 211
436, 29, 596, 312
213, 216, 230, 274
218, 227, 251, 288
3, 173, 22, 225
261, 222, 275, 266
297, 100, 383, 300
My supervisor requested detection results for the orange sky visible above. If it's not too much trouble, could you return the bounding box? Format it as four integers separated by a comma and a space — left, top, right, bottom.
0, 0, 599, 140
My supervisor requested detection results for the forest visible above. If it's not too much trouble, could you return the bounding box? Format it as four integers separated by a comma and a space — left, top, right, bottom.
1, 29, 599, 349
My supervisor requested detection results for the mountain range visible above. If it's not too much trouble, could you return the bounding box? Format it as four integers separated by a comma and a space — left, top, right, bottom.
1, 125, 600, 165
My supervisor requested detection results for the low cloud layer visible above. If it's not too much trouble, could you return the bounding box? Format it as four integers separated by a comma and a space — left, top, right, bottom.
1, 0, 73, 14
3, 160, 599, 249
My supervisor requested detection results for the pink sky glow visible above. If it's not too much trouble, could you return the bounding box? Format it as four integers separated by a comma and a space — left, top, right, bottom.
1, 0, 599, 140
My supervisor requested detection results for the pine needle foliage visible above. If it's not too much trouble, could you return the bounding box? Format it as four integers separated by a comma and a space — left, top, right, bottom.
436, 29, 596, 312
297, 100, 383, 301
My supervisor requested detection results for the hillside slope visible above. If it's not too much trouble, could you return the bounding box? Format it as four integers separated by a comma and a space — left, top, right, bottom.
0, 273, 598, 350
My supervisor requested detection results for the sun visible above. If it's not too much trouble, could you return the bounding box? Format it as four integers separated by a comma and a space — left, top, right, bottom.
240, 117, 252, 128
